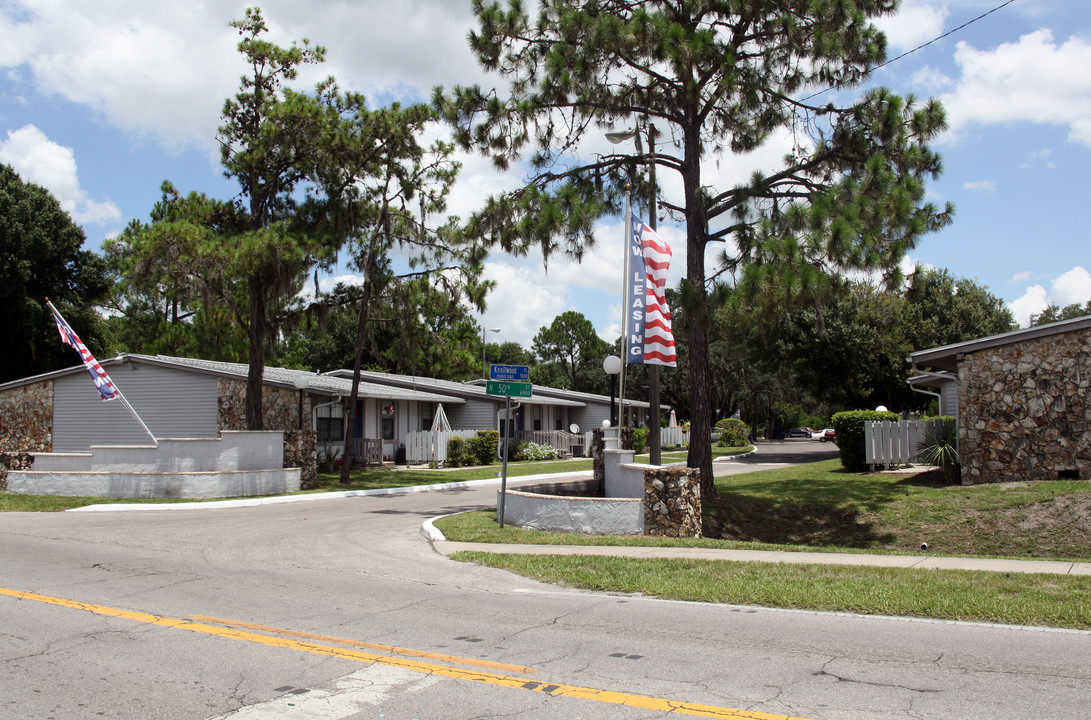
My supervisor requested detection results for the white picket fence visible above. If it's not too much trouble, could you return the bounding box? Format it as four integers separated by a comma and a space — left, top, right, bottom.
864, 419, 951, 468
405, 429, 480, 464
661, 427, 687, 448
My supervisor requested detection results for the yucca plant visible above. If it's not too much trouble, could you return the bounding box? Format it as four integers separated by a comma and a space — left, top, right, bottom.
918, 419, 960, 483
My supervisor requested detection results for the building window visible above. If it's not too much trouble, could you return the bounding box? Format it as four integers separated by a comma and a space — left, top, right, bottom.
316, 403, 344, 443
421, 405, 433, 431
533, 405, 542, 431
381, 401, 395, 440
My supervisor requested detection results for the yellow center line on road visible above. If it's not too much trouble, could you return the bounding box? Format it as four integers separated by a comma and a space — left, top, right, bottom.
1, 586, 816, 720
188, 614, 538, 675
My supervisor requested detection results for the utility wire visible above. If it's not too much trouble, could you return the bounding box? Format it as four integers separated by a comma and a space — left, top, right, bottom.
801, 0, 1019, 102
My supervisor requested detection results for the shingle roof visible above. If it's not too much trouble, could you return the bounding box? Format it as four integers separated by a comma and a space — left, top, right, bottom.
0, 354, 465, 404
328, 369, 587, 407
128, 355, 465, 403
908, 315, 1091, 372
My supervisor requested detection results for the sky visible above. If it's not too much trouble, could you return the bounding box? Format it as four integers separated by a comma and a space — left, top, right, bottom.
1, 0, 1089, 350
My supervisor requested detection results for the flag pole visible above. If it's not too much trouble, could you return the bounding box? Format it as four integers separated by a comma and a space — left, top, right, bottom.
45, 299, 158, 446
618, 184, 631, 428
111, 385, 158, 447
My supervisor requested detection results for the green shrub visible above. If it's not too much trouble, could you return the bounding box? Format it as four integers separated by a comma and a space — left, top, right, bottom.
472, 430, 500, 465
714, 418, 750, 447
831, 410, 900, 471
632, 427, 649, 454
445, 436, 468, 468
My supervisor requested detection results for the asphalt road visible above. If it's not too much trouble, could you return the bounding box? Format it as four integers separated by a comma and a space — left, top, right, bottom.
2, 443, 1090, 719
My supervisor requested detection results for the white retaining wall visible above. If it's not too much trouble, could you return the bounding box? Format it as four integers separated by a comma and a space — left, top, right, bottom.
499, 490, 643, 534
9, 431, 299, 498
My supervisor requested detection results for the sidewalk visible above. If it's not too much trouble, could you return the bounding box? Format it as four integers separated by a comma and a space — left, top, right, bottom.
425, 534, 1091, 577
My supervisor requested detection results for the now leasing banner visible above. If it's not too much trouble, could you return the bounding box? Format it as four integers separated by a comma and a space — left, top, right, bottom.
626, 217, 677, 367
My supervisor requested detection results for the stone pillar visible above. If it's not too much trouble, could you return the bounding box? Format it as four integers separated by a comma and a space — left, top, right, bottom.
644, 466, 702, 538
592, 428, 605, 495
284, 430, 318, 490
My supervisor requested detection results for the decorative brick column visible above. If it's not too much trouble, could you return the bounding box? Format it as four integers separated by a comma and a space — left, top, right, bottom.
644, 466, 702, 538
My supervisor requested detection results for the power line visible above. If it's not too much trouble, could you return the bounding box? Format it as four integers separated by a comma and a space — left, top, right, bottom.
801, 0, 1019, 102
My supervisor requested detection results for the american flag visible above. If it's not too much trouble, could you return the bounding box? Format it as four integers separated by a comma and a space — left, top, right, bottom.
46, 300, 119, 402
630, 219, 677, 367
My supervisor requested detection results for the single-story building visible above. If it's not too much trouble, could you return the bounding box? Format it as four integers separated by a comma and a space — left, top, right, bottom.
907, 315, 1091, 483
0, 354, 464, 478
331, 369, 656, 433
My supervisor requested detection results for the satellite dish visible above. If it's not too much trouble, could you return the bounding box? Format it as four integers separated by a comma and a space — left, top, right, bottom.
570, 423, 580, 434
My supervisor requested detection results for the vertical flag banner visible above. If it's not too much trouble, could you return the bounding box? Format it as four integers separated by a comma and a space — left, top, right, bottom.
626, 217, 677, 367
46, 300, 119, 401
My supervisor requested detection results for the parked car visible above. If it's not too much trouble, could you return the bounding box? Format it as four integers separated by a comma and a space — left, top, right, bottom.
785, 427, 813, 438
811, 428, 836, 442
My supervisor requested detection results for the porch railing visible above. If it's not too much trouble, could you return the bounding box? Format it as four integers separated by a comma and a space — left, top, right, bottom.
516, 429, 584, 458
347, 438, 383, 467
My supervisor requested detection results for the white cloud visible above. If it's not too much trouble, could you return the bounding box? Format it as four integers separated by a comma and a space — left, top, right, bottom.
909, 66, 954, 92
0, 2, 487, 154
1008, 285, 1048, 327
1007, 266, 1091, 326
961, 179, 995, 192
873, 0, 949, 52
942, 30, 1091, 148
0, 124, 121, 225
1050, 266, 1091, 307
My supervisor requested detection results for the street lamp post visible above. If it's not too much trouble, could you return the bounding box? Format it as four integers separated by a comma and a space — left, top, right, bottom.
292, 374, 312, 430
481, 326, 501, 379
603, 355, 622, 427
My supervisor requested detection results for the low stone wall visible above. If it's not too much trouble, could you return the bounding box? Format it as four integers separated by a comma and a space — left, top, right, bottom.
499, 489, 643, 535
644, 466, 702, 538
499, 465, 702, 538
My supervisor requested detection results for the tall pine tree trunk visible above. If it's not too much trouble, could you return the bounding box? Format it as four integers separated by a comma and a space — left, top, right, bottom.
681, 124, 716, 500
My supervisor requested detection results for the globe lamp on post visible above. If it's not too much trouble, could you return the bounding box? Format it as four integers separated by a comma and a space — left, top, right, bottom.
603, 355, 622, 427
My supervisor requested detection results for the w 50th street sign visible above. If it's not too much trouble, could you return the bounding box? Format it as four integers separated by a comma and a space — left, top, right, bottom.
486, 380, 532, 398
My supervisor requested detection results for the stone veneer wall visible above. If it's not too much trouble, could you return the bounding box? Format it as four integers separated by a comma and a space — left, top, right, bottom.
644, 466, 702, 537
0, 381, 53, 488
0, 380, 53, 453
218, 378, 317, 487
958, 327, 1090, 484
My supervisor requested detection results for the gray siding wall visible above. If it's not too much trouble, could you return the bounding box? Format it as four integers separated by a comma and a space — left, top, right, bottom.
445, 397, 504, 430
54, 365, 218, 452
943, 380, 958, 420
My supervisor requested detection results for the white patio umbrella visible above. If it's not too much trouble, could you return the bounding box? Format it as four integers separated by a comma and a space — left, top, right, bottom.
431, 403, 452, 432
430, 403, 452, 464
668, 409, 678, 428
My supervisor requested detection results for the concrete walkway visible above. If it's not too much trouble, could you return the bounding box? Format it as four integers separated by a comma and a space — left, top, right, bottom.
427, 537, 1091, 576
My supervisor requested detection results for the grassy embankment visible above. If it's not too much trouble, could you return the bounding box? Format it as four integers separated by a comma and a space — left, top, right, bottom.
435, 459, 1091, 629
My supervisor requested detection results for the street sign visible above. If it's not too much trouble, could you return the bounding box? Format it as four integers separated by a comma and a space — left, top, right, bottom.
490, 364, 530, 381
486, 380, 533, 398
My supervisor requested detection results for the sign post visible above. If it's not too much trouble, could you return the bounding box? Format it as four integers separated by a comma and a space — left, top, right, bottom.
487, 365, 531, 528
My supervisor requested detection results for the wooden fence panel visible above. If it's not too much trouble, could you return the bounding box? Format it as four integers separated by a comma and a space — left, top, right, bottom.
865, 420, 947, 468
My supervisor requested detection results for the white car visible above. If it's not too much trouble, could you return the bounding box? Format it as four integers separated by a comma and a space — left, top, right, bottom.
811, 428, 836, 442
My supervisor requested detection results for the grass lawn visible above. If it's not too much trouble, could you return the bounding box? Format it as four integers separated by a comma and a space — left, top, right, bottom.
453, 551, 1091, 629
0, 445, 753, 512
438, 459, 1091, 562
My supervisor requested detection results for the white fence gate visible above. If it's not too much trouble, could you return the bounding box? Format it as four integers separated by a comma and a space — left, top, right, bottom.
405, 429, 480, 464
864, 419, 951, 468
